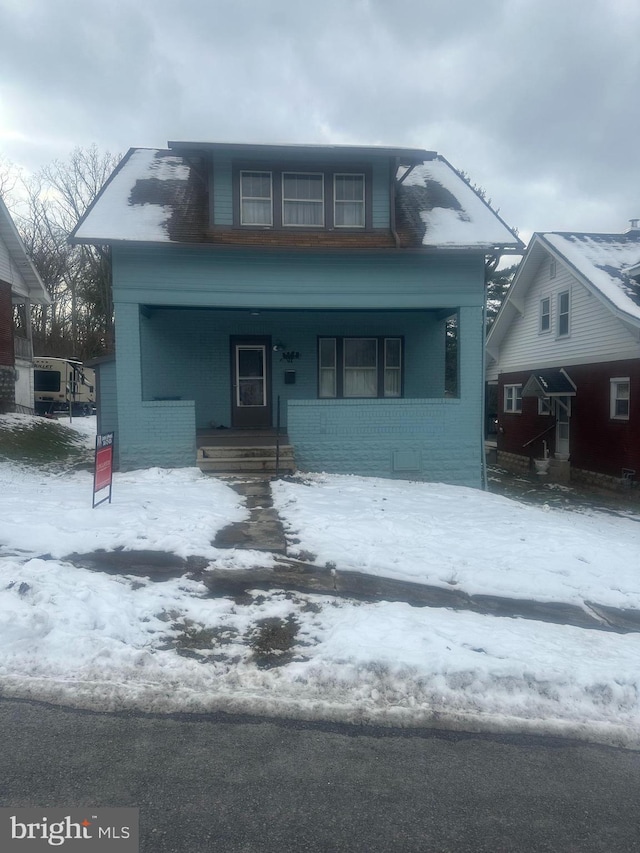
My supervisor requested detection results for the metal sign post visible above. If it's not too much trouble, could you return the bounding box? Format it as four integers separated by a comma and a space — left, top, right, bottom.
93, 432, 114, 508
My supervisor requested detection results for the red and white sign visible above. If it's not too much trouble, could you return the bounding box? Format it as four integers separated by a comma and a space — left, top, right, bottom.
93, 432, 114, 507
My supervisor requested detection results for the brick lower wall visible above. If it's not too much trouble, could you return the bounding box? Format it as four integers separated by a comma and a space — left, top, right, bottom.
288, 398, 483, 487
0, 365, 16, 412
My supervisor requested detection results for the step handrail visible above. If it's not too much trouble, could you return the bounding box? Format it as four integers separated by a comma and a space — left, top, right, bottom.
275, 395, 281, 479
522, 422, 556, 449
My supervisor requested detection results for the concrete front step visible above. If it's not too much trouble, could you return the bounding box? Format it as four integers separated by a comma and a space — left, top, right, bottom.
197, 446, 295, 474
200, 445, 294, 459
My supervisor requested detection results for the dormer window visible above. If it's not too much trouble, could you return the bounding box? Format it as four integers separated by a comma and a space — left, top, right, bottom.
282, 173, 324, 226
240, 171, 272, 226
334, 174, 365, 227
235, 165, 370, 230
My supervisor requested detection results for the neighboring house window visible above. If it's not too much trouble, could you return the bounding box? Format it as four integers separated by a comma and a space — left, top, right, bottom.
504, 384, 522, 413
549, 258, 556, 279
538, 397, 552, 415
240, 171, 272, 225
334, 174, 365, 227
318, 337, 403, 398
610, 378, 630, 420
557, 290, 570, 336
282, 173, 324, 226
540, 297, 551, 333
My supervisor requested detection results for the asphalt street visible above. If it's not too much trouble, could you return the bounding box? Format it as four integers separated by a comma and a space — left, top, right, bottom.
1, 699, 640, 852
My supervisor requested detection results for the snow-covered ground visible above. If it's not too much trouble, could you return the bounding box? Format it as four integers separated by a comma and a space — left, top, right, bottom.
2, 414, 640, 748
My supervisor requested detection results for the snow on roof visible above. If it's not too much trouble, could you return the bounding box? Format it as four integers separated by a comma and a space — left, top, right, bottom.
399, 158, 521, 249
72, 149, 194, 243
543, 232, 640, 321
72, 145, 522, 251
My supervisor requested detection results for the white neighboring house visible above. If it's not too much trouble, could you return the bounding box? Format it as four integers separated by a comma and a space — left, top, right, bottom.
0, 195, 51, 412
486, 224, 640, 488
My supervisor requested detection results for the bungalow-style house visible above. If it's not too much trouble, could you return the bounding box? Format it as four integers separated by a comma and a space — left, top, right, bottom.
70, 141, 521, 485
486, 225, 640, 488
0, 195, 51, 413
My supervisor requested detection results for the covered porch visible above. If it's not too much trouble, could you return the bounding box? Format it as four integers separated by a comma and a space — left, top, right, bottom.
110, 301, 484, 486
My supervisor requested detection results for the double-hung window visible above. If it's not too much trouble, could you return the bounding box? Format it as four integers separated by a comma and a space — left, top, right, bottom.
540, 297, 551, 333
240, 171, 272, 225
319, 337, 402, 398
557, 290, 570, 337
504, 384, 522, 413
610, 378, 630, 420
282, 173, 324, 226
334, 174, 365, 227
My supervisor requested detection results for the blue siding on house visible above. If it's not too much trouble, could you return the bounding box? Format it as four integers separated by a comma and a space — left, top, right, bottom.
212, 154, 233, 226
371, 159, 390, 228
139, 309, 446, 430
287, 306, 484, 486
110, 242, 485, 480
112, 246, 484, 310
115, 303, 196, 470
208, 153, 391, 229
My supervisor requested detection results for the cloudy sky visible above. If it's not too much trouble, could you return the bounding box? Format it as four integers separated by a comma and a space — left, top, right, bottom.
1, 0, 638, 242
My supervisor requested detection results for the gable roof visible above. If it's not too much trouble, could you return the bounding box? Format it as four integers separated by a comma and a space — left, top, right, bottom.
0, 195, 51, 304
70, 144, 523, 253
487, 229, 640, 355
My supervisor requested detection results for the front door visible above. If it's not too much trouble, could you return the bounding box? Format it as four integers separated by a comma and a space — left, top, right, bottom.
230, 336, 272, 428
555, 395, 570, 458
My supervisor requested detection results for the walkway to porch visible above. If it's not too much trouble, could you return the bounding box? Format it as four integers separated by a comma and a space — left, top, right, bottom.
196, 429, 295, 475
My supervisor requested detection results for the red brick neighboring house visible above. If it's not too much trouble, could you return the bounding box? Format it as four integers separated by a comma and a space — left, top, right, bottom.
0, 195, 51, 413
486, 226, 640, 488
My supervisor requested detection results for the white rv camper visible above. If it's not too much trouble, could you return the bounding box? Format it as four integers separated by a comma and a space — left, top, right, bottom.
33, 357, 96, 416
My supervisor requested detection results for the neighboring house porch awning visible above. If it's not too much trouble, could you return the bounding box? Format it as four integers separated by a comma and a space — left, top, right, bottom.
522, 368, 577, 399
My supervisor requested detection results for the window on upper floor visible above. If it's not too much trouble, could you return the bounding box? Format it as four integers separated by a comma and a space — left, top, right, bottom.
334, 174, 365, 227
319, 336, 402, 398
610, 378, 630, 420
236, 166, 369, 229
240, 171, 272, 226
282, 173, 324, 226
504, 384, 522, 413
549, 258, 557, 279
540, 297, 551, 333
557, 290, 570, 337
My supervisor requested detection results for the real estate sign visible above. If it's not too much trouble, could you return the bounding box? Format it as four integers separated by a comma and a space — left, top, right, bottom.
93, 432, 114, 508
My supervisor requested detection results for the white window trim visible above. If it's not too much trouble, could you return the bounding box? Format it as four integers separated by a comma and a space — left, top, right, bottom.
334, 173, 365, 229
557, 289, 570, 338
538, 397, 552, 415
282, 172, 325, 227
504, 384, 522, 413
539, 296, 551, 334
549, 257, 557, 279
610, 377, 630, 421
240, 170, 273, 226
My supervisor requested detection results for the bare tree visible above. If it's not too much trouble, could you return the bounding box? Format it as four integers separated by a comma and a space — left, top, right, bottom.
4, 146, 120, 360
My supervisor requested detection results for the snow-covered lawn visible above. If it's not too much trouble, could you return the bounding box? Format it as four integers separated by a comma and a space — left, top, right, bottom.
2, 414, 640, 748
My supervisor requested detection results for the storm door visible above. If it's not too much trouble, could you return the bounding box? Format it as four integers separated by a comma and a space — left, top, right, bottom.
555, 395, 570, 458
230, 336, 272, 428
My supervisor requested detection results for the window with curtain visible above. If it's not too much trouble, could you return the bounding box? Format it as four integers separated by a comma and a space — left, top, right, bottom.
334, 174, 365, 227
240, 171, 272, 225
318, 337, 403, 398
282, 173, 324, 226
